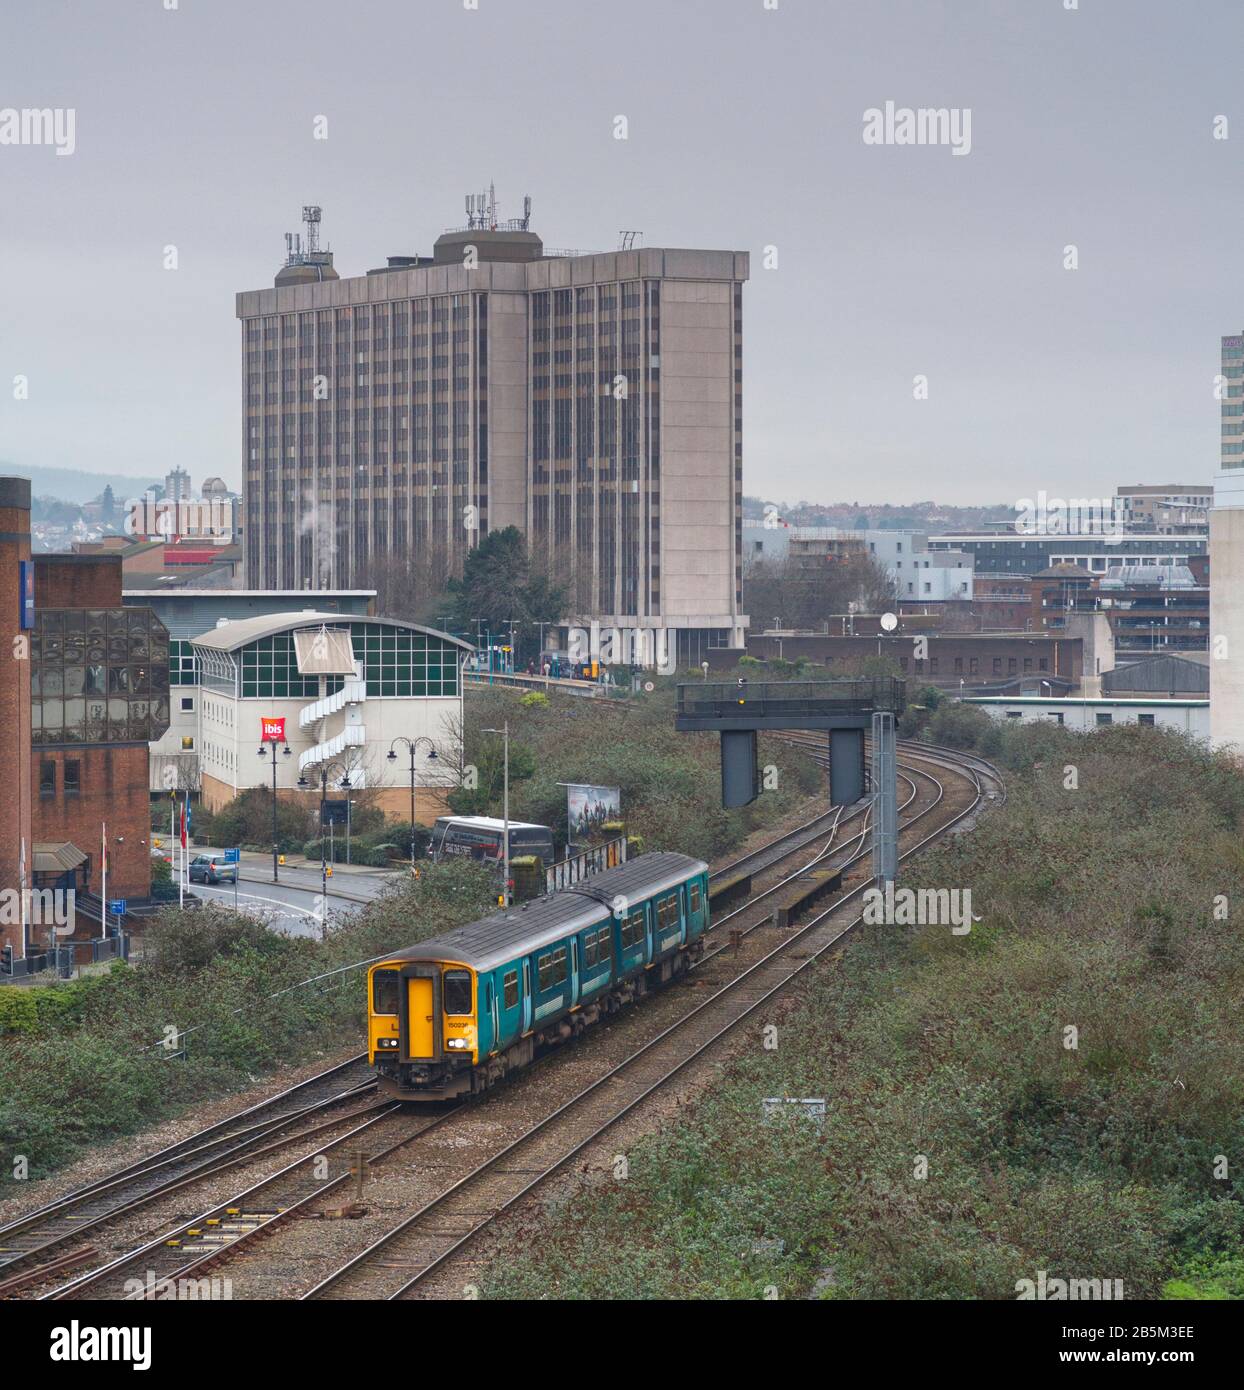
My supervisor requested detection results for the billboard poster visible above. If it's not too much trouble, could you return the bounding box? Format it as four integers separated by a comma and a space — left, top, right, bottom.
260, 716, 286, 743
565, 783, 621, 841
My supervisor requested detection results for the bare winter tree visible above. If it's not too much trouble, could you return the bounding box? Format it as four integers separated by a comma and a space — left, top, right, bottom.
371, 541, 455, 625
743, 551, 897, 630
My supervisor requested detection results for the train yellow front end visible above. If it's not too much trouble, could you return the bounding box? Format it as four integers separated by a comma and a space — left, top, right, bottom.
368, 958, 479, 1100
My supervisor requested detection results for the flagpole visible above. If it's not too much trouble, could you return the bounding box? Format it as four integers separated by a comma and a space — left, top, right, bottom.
100, 820, 107, 942
178, 797, 185, 909
19, 837, 28, 961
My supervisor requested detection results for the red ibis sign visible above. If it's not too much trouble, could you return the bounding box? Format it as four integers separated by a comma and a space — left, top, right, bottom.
260, 716, 286, 743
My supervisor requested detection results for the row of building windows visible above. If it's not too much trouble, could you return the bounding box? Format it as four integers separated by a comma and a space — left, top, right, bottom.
898, 654, 1051, 676
229, 624, 462, 701
38, 759, 80, 797
32, 608, 171, 746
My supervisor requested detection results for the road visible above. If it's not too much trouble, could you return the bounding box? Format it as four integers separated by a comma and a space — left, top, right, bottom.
178, 859, 402, 938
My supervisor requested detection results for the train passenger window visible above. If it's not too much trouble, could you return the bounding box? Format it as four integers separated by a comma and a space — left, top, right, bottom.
443, 970, 473, 1015
622, 908, 644, 949
537, 947, 568, 991
689, 882, 702, 914
595, 927, 613, 965
372, 969, 399, 1016
503, 970, 518, 1009
584, 932, 597, 968
658, 895, 679, 931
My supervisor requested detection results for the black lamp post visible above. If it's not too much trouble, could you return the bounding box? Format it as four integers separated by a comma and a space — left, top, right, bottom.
387, 737, 437, 870
257, 740, 293, 882
297, 760, 353, 900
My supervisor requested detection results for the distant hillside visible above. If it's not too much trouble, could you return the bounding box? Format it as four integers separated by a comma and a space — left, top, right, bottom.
743, 495, 1017, 531
0, 462, 162, 505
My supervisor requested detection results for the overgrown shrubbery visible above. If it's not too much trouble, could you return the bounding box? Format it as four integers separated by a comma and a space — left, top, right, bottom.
455, 684, 822, 863
302, 821, 430, 867
0, 859, 495, 1186
481, 726, 1244, 1300
205, 787, 316, 854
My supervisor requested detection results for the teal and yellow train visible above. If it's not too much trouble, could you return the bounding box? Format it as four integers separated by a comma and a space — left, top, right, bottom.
368, 852, 710, 1100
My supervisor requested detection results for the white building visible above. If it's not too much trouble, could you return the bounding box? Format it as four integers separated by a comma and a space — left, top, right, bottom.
741, 517, 791, 563
863, 530, 973, 601
965, 695, 1208, 738
189, 612, 470, 821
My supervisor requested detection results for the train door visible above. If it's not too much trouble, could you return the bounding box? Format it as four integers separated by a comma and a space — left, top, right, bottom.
488, 978, 500, 1054
644, 902, 654, 965
521, 960, 533, 1033
406, 977, 435, 1058
679, 886, 688, 946
570, 939, 580, 1006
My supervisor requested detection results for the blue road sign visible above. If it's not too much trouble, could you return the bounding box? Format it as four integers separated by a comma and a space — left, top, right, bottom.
109, 899, 127, 916
223, 848, 241, 864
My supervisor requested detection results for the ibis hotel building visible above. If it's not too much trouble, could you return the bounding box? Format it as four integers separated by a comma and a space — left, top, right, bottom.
1212, 330, 1244, 749
189, 611, 468, 822
237, 202, 749, 664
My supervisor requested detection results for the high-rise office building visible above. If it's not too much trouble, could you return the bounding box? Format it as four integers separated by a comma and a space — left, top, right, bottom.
237, 200, 748, 660
165, 467, 192, 503
1210, 331, 1244, 747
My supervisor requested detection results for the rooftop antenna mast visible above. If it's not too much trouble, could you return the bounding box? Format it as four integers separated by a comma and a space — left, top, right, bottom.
619, 230, 643, 250
302, 205, 322, 255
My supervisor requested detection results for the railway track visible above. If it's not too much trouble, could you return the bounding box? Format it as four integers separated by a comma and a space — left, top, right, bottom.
15, 776, 877, 1300
294, 747, 999, 1300
22, 740, 998, 1302
0, 1055, 376, 1296
48, 760, 933, 1300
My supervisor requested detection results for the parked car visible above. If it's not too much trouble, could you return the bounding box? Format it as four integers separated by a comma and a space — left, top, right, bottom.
188, 852, 238, 885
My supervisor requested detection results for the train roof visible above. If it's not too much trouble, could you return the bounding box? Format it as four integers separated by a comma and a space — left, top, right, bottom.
386, 851, 708, 974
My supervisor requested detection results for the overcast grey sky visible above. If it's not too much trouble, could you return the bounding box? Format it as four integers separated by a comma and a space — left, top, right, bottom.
1, 0, 1241, 505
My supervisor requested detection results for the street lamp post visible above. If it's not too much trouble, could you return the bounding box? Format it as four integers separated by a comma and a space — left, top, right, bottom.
481, 721, 510, 907
257, 741, 293, 882
387, 737, 437, 870
297, 760, 353, 901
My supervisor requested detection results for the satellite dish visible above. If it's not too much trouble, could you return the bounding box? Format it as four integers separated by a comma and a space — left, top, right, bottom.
880, 612, 898, 632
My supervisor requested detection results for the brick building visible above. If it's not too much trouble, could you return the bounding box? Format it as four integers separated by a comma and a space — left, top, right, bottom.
28, 553, 170, 952
0, 479, 34, 963
742, 630, 1082, 692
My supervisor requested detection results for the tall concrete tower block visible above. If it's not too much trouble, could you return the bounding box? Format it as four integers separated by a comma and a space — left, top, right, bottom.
1210, 332, 1244, 750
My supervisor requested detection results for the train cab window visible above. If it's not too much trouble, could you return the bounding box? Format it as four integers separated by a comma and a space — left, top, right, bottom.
443, 970, 473, 1015
689, 881, 702, 915
503, 970, 519, 1009
372, 969, 400, 1016
537, 947, 568, 991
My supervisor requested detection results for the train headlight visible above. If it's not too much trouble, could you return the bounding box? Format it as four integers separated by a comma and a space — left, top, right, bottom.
376, 1038, 398, 1049
446, 1037, 469, 1050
